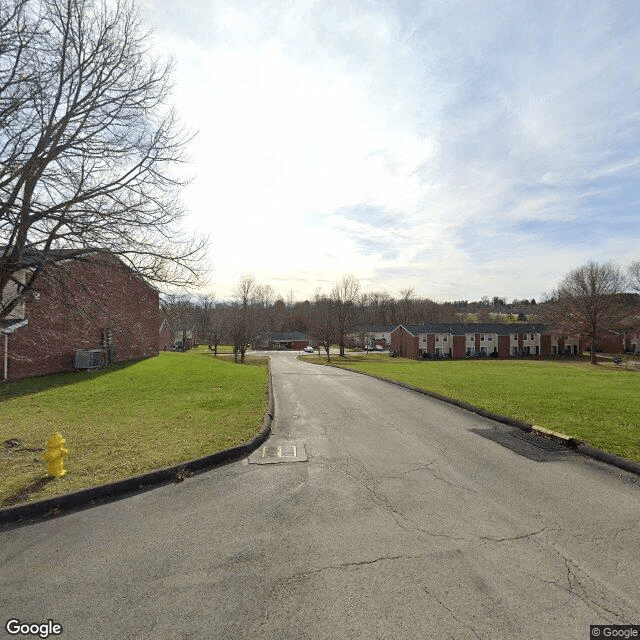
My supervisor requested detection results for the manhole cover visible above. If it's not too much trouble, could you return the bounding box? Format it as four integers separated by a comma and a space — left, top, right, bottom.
470, 428, 576, 462
248, 440, 308, 464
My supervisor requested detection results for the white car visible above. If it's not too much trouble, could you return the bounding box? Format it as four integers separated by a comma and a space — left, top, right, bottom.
303, 346, 314, 353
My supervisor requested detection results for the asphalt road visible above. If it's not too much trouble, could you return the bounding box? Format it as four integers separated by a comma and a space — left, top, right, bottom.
1, 352, 639, 640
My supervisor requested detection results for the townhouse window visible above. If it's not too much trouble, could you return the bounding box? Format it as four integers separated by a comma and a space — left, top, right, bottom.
444, 335, 448, 341
530, 334, 534, 340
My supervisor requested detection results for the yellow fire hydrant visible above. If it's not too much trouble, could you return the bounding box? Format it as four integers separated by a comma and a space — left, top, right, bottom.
43, 432, 68, 477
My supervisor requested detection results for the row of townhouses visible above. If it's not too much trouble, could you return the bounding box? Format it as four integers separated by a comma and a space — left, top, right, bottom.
348, 324, 638, 359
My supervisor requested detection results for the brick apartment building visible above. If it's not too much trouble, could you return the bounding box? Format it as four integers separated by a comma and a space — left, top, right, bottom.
390, 323, 639, 360
391, 323, 551, 359
259, 331, 310, 350
0, 252, 160, 381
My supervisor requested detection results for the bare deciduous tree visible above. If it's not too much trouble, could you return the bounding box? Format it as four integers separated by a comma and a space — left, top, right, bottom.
0, 0, 208, 322
627, 260, 640, 295
161, 293, 197, 349
312, 290, 336, 362
231, 274, 259, 363
331, 274, 360, 357
546, 261, 626, 364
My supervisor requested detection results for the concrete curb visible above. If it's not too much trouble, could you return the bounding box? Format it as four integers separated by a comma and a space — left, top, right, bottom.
0, 365, 275, 527
322, 361, 640, 478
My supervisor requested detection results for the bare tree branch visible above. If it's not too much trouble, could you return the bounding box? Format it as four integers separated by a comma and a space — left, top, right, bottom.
544, 261, 627, 364
0, 0, 209, 321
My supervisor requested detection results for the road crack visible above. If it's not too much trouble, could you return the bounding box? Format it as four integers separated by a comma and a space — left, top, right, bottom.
417, 583, 484, 640
520, 545, 640, 624
280, 553, 415, 582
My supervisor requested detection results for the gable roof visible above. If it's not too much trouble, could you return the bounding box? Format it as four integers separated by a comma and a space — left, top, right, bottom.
269, 331, 309, 341
396, 323, 547, 337
9, 248, 117, 268
348, 324, 396, 333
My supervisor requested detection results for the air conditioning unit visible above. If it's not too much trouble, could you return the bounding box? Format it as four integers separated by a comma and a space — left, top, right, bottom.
74, 349, 104, 371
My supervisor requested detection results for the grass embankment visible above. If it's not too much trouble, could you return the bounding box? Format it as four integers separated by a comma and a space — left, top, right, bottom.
302, 355, 640, 463
0, 346, 268, 506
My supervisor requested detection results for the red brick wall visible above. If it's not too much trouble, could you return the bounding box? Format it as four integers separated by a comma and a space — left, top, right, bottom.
498, 335, 510, 358
452, 335, 465, 358
407, 334, 418, 358
390, 328, 400, 354
390, 327, 419, 358
595, 333, 623, 353
4, 258, 159, 381
541, 334, 551, 356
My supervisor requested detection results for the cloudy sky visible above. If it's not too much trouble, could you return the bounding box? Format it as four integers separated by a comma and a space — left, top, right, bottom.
138, 0, 640, 303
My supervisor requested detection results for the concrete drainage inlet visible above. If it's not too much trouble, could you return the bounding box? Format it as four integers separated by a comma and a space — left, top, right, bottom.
470, 428, 578, 462
248, 440, 308, 464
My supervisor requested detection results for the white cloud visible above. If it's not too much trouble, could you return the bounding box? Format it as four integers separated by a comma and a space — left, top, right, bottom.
139, 0, 640, 301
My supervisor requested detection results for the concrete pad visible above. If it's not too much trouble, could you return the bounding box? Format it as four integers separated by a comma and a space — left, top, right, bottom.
247, 440, 308, 464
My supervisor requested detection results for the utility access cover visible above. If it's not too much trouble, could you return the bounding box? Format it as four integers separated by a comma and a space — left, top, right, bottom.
248, 440, 308, 465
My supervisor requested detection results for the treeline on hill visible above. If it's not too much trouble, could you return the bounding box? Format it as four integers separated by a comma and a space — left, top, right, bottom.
163, 260, 640, 364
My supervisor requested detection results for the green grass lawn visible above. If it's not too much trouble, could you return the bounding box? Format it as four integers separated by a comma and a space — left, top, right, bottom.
0, 346, 268, 506
210, 344, 234, 354
307, 356, 640, 464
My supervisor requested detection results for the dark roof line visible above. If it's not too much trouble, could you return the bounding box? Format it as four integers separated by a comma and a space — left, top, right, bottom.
398, 322, 547, 336
269, 331, 309, 341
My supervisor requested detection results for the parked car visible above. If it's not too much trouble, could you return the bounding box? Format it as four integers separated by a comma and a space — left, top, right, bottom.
303, 346, 314, 353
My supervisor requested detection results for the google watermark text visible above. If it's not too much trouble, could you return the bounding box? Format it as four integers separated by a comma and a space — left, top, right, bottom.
5, 619, 63, 639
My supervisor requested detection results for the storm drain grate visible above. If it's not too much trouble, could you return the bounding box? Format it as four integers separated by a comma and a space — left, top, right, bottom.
469, 428, 577, 462
507, 430, 571, 452
262, 444, 297, 458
